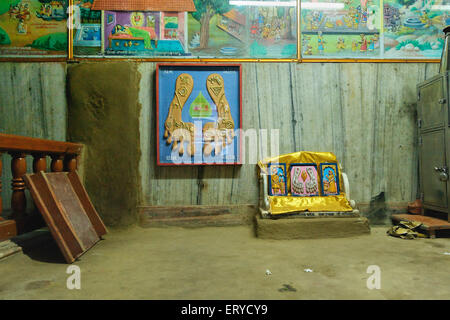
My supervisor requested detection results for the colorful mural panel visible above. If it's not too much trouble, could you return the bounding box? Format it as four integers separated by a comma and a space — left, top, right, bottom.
0, 0, 68, 57
156, 64, 242, 165
3, 0, 448, 60
300, 0, 382, 59
290, 163, 320, 197
78, 0, 298, 59
383, 0, 449, 59
188, 0, 297, 59
73, 0, 101, 56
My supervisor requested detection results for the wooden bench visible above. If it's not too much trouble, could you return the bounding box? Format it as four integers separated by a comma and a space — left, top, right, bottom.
391, 214, 450, 238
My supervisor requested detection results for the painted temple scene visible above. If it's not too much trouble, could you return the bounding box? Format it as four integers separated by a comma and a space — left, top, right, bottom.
383, 0, 450, 58
300, 0, 382, 58
188, 0, 297, 58
85, 0, 297, 58
0, 0, 68, 56
91, 0, 195, 56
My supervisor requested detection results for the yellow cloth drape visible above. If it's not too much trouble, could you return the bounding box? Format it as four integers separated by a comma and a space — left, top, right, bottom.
258, 151, 353, 214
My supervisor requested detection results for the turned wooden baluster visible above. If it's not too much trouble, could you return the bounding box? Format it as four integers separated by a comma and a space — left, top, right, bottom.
51, 154, 64, 172
0, 153, 3, 220
64, 155, 78, 172
11, 152, 27, 219
33, 153, 47, 173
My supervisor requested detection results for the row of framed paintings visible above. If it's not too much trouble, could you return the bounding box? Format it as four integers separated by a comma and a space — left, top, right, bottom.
0, 0, 448, 61
268, 162, 340, 197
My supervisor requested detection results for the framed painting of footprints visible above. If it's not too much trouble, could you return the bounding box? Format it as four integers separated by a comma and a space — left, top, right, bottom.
290, 164, 319, 197
320, 163, 340, 196
156, 64, 242, 166
268, 163, 287, 196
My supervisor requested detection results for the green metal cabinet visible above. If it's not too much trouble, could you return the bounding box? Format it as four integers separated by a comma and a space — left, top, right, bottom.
417, 73, 450, 221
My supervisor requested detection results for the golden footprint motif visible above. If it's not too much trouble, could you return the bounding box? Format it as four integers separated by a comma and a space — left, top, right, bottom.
164, 73, 195, 156
203, 73, 235, 157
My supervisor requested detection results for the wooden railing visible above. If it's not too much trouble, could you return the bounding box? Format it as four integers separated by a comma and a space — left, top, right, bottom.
0, 133, 83, 241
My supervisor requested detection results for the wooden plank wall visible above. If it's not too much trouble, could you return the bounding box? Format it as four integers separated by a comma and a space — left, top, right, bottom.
139, 63, 440, 207
0, 62, 440, 212
0, 63, 67, 212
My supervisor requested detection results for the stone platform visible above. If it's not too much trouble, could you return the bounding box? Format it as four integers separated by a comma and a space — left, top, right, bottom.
255, 214, 371, 240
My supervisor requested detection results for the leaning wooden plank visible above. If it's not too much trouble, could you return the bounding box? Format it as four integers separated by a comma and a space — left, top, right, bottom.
24, 173, 83, 263
38, 172, 88, 252
67, 172, 107, 237
44, 173, 100, 252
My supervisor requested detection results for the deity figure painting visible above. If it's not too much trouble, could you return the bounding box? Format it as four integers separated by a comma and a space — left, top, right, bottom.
320, 163, 340, 196
268, 163, 287, 196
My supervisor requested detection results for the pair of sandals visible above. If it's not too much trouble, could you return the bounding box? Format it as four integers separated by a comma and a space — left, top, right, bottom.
164, 73, 235, 157
387, 220, 427, 239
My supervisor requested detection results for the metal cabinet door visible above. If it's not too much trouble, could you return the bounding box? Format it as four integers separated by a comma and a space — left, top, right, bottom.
418, 76, 446, 130
419, 130, 448, 209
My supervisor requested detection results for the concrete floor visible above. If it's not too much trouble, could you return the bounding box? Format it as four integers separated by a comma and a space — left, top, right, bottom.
0, 225, 449, 300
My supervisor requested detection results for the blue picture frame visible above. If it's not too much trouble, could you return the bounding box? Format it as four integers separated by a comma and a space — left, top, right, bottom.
289, 163, 320, 197
320, 163, 340, 196
156, 64, 242, 166
268, 163, 287, 196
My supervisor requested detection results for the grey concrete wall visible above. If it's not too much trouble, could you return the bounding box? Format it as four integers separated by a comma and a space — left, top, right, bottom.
138, 62, 440, 207
0, 62, 441, 220
0, 63, 67, 213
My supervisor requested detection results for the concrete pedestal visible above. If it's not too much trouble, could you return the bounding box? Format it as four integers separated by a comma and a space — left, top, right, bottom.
255, 215, 371, 240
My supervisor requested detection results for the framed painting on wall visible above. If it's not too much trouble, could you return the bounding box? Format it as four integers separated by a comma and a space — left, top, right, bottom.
188, 0, 298, 59
0, 0, 68, 58
156, 64, 242, 166
73, 0, 102, 57
81, 0, 298, 60
383, 0, 449, 59
300, 0, 382, 59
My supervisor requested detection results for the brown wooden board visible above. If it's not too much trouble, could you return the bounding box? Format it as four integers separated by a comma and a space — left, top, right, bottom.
392, 214, 450, 230
67, 172, 107, 237
23, 172, 107, 263
0, 219, 17, 242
